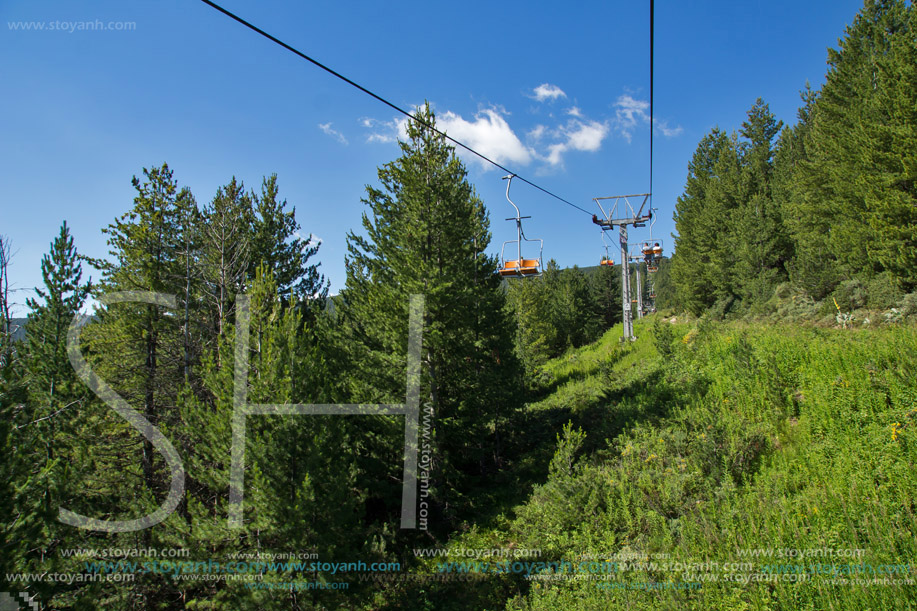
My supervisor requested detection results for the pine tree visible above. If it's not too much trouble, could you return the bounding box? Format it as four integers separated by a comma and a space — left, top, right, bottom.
340, 102, 518, 525
730, 99, 792, 305
5, 223, 93, 603
199, 177, 252, 340
862, 0, 917, 288
84, 164, 198, 609
25, 221, 92, 438
249, 174, 328, 306
587, 261, 623, 331
791, 0, 914, 289
671, 128, 735, 314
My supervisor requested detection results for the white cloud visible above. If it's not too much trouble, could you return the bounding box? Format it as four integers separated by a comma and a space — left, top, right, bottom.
527, 124, 547, 142
654, 118, 684, 137
541, 118, 610, 167
295, 231, 323, 247
566, 120, 608, 151
358, 101, 620, 173
613, 95, 649, 143
318, 122, 348, 145
362, 116, 408, 144
613, 94, 682, 142
531, 83, 566, 102
438, 108, 534, 169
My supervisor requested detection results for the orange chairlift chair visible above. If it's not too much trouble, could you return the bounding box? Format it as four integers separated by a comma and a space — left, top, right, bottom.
600, 231, 614, 266
498, 175, 543, 278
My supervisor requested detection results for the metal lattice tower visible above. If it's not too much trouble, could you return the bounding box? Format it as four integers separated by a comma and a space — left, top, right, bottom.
592, 194, 651, 342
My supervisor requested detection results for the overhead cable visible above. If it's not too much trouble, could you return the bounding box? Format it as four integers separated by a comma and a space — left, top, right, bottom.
198, 0, 594, 216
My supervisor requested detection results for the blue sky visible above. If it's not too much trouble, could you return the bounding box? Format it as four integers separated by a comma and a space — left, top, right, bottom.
1, 0, 866, 315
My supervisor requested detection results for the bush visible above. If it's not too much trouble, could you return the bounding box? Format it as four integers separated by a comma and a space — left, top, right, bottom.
707, 295, 736, 321
867, 272, 904, 310
652, 317, 675, 358
832, 279, 868, 311
900, 292, 917, 318
769, 283, 821, 322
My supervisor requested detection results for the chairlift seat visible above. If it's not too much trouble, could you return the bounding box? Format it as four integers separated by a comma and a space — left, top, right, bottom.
500, 259, 541, 277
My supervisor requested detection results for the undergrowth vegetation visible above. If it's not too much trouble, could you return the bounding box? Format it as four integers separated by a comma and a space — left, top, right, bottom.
406, 316, 917, 611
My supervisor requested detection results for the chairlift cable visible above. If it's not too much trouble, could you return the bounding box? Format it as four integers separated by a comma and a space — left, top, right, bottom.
198, 0, 594, 216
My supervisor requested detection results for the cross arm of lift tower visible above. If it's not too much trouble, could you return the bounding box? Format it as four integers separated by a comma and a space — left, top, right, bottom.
591, 194, 653, 229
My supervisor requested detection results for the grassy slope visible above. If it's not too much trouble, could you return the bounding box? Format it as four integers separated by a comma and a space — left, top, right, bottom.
402, 316, 917, 611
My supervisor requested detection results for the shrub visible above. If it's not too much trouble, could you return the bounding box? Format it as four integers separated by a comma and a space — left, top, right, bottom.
900, 292, 917, 318
832, 279, 868, 311
651, 317, 675, 358
867, 272, 904, 309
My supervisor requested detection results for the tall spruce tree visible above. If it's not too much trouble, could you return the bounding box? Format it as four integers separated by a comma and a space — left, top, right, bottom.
84, 164, 198, 609
587, 261, 623, 331
249, 174, 328, 306
9, 222, 94, 604
775, 85, 836, 298
671, 128, 735, 314
791, 0, 915, 290
25, 222, 92, 440
730, 99, 792, 305
339, 103, 518, 525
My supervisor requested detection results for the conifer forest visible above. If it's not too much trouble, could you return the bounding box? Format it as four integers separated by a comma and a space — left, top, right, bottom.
2, 1, 917, 609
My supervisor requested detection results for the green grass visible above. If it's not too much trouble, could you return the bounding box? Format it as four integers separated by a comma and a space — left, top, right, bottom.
382, 316, 917, 610
503, 317, 917, 610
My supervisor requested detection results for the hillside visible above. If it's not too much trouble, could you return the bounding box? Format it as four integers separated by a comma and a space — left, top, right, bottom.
397, 315, 917, 610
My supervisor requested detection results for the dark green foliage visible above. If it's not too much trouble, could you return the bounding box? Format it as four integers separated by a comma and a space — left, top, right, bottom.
7, 165, 333, 609
506, 262, 616, 378
651, 257, 675, 310
731, 100, 792, 305
672, 100, 791, 316
587, 261, 622, 331
866, 271, 904, 309
25, 222, 92, 416
791, 0, 916, 288
339, 102, 519, 525
651, 316, 674, 358
671, 128, 736, 315
13, 224, 93, 597
250, 174, 328, 305
0, 236, 28, 592
672, 1, 916, 317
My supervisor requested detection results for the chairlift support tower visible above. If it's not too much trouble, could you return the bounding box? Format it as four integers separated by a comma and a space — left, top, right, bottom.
592, 194, 651, 342
636, 208, 663, 315
628, 252, 645, 319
